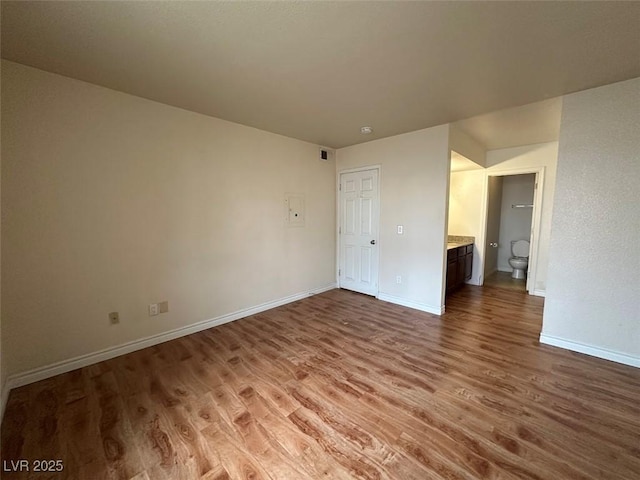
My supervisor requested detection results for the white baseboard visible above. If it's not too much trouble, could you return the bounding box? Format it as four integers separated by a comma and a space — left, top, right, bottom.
377, 293, 443, 315
5, 283, 338, 392
539, 334, 640, 368
532, 289, 546, 297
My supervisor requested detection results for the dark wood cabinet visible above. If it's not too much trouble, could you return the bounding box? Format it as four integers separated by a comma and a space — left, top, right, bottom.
446, 244, 473, 294
464, 244, 473, 281
446, 261, 457, 291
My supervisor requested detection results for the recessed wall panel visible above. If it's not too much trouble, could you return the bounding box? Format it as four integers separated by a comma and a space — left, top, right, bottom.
345, 245, 356, 281
360, 247, 372, 284
345, 198, 356, 235
360, 198, 372, 235
345, 179, 356, 193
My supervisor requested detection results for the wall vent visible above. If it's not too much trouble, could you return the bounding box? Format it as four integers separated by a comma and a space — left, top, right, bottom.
319, 146, 335, 161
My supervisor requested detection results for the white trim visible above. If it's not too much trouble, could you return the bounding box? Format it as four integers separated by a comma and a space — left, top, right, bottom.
377, 292, 443, 315
5, 283, 337, 391
335, 170, 341, 286
532, 289, 546, 298
540, 334, 640, 368
476, 170, 489, 285
338, 164, 383, 176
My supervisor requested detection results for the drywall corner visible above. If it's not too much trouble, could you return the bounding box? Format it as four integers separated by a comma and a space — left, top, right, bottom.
449, 124, 486, 167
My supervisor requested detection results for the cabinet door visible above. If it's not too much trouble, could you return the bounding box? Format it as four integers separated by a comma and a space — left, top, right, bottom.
456, 256, 465, 287
464, 252, 473, 281
447, 259, 457, 291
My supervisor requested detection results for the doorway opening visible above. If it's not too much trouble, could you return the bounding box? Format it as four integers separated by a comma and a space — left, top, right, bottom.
447, 158, 545, 299
484, 173, 535, 292
481, 168, 544, 295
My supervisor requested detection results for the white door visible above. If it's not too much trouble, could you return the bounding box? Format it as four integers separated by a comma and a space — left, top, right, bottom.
339, 169, 379, 296
484, 176, 503, 281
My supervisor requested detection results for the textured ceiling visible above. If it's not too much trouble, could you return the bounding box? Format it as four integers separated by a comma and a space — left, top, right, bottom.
2, 1, 639, 149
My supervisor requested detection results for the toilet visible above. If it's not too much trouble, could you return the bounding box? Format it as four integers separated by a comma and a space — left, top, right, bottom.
508, 240, 529, 279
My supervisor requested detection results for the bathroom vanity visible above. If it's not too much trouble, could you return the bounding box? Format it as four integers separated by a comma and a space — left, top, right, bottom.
446, 237, 473, 294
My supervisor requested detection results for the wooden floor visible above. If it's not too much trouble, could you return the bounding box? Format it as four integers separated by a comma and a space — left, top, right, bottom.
483, 271, 526, 292
2, 286, 640, 479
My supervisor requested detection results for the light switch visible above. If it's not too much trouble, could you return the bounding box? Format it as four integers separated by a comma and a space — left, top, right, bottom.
397, 225, 403, 234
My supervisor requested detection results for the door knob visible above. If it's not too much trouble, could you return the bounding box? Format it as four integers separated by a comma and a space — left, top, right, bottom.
370, 240, 376, 245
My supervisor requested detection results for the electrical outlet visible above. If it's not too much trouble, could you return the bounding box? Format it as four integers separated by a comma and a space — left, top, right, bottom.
109, 312, 120, 324
149, 303, 159, 316
158, 301, 169, 314
396, 275, 402, 284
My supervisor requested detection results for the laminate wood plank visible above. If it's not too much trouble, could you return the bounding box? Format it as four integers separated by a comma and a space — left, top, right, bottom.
287, 406, 391, 480
3, 285, 640, 479
221, 403, 310, 480
435, 389, 624, 480
300, 353, 531, 479
302, 334, 536, 480
125, 393, 179, 477
54, 370, 109, 480
282, 312, 636, 476
93, 371, 145, 479
293, 380, 467, 480
240, 381, 355, 479
200, 422, 273, 480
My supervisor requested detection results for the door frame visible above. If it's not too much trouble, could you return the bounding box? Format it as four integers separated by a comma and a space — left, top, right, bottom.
478, 166, 545, 295
336, 165, 382, 296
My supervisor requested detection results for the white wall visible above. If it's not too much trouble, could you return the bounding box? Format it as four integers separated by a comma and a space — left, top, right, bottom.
1, 61, 336, 380
486, 142, 558, 294
542, 77, 640, 367
497, 174, 535, 272
448, 169, 485, 285
337, 125, 450, 314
